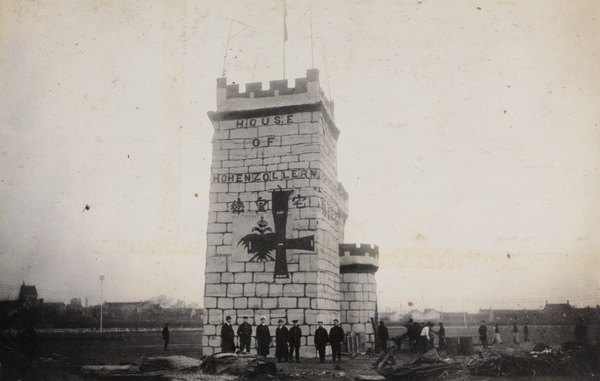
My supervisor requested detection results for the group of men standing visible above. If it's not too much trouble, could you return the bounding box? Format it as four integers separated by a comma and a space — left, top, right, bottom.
221, 315, 277, 355
274, 317, 303, 362
314, 319, 345, 363
220, 316, 346, 363
402, 319, 446, 353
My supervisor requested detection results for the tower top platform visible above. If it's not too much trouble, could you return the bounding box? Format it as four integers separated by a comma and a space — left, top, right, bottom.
339, 243, 379, 274
209, 69, 337, 137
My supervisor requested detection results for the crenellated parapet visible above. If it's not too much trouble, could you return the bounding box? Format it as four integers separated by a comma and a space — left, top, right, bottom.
210, 69, 338, 139
338, 244, 379, 274
217, 69, 332, 110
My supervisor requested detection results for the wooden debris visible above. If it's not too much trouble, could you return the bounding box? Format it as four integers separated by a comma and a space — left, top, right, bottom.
379, 362, 463, 379
466, 350, 586, 377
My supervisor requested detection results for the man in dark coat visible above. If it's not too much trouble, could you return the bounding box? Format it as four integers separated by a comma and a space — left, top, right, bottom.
275, 319, 289, 362
314, 321, 329, 363
378, 321, 389, 350
237, 315, 253, 353
437, 322, 446, 349
220, 316, 235, 353
288, 320, 302, 363
408, 320, 421, 353
256, 316, 271, 357
162, 323, 170, 351
329, 319, 344, 363
479, 320, 488, 349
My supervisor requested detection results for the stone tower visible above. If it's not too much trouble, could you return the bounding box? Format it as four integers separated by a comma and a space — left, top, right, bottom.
203, 69, 377, 356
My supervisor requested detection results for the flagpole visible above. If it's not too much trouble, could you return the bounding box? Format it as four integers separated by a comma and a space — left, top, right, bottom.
297, 8, 314, 70
319, 38, 332, 98
222, 20, 254, 77
222, 20, 234, 77
310, 8, 314, 69
252, 48, 260, 82
282, 0, 287, 79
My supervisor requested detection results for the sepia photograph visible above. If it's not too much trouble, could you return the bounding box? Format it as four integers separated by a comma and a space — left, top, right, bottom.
1, 0, 598, 379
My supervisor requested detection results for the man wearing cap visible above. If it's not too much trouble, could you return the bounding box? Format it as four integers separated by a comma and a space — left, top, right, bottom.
275, 319, 289, 362
314, 321, 329, 363
237, 316, 252, 353
256, 316, 271, 358
329, 319, 344, 363
288, 320, 302, 363
220, 316, 235, 353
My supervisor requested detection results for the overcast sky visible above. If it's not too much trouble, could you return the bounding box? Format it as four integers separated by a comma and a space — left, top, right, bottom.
1, 0, 598, 313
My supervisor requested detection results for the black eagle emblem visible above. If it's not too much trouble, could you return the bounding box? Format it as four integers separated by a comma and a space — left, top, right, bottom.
237, 217, 277, 262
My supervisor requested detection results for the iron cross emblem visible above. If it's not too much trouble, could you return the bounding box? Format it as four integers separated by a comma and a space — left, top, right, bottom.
237, 189, 315, 279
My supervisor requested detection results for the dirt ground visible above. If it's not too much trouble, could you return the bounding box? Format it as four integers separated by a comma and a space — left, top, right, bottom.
1, 327, 597, 380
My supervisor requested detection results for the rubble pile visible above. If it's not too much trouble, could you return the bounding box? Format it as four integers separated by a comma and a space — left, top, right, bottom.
199, 353, 277, 377
81, 356, 202, 378
374, 342, 597, 379
140, 355, 202, 373
467, 351, 562, 377
467, 343, 597, 378
374, 348, 464, 380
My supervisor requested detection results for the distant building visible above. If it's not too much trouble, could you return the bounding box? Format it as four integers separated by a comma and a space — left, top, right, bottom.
440, 312, 466, 325
481, 308, 539, 323
103, 301, 159, 320
411, 309, 441, 322
379, 310, 402, 322
0, 282, 40, 328
543, 300, 574, 322
17, 282, 38, 308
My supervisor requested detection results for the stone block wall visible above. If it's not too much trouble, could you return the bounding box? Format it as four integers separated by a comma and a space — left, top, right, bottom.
203, 69, 347, 357
339, 244, 380, 350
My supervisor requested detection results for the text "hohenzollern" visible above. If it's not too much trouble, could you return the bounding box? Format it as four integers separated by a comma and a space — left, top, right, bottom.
212, 169, 320, 183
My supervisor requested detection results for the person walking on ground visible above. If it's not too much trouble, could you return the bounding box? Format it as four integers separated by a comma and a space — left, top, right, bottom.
314, 321, 329, 363
275, 319, 289, 362
437, 322, 446, 350
378, 320, 389, 350
524, 322, 530, 342
419, 322, 433, 353
256, 317, 271, 358
513, 322, 519, 344
162, 323, 170, 351
329, 319, 344, 363
575, 317, 588, 344
479, 320, 488, 349
491, 323, 502, 345
220, 316, 235, 353
237, 315, 252, 353
288, 320, 302, 363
